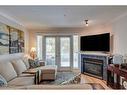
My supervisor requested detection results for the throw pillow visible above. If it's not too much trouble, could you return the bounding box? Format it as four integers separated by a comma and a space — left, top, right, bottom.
35, 59, 40, 67
11, 59, 27, 75
28, 59, 36, 68
0, 75, 7, 87
22, 57, 30, 69
28, 59, 40, 68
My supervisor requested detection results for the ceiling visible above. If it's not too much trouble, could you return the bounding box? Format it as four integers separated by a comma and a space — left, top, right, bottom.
0, 6, 127, 30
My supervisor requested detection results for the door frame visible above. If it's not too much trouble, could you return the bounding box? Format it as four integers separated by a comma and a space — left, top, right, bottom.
43, 35, 73, 71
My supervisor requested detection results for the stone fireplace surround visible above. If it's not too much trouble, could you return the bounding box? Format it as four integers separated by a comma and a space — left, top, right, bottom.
81, 53, 109, 80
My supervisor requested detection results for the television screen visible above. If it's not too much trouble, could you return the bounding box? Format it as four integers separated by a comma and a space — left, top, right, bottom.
80, 33, 110, 52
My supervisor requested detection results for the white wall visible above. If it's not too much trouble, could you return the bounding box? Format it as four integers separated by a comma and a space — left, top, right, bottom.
79, 14, 127, 56
0, 13, 29, 54
79, 24, 113, 53
28, 24, 114, 54
28, 27, 83, 52
112, 14, 127, 55
1, 9, 126, 57
79, 24, 112, 35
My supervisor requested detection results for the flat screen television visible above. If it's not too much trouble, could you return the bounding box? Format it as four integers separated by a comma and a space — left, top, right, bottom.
80, 33, 110, 52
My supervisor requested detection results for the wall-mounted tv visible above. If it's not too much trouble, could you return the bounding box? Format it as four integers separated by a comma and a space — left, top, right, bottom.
80, 33, 110, 52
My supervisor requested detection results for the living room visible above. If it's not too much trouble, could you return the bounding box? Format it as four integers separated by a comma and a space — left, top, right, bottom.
0, 2, 127, 94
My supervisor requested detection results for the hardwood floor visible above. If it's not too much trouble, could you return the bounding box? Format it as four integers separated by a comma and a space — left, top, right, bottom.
72, 69, 111, 89
80, 74, 111, 89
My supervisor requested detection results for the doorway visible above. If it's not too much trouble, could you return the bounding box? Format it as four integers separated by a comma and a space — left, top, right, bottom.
44, 36, 73, 70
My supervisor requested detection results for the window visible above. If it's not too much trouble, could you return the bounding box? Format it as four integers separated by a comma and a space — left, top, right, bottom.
73, 35, 79, 68
37, 35, 43, 60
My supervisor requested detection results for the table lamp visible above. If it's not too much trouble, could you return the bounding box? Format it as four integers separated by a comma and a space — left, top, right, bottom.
30, 47, 37, 59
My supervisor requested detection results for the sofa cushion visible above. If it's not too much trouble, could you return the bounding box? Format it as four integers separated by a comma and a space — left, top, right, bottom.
19, 73, 35, 77
41, 74, 55, 80
41, 69, 55, 74
8, 76, 34, 86
0, 61, 17, 82
22, 57, 30, 69
27, 65, 57, 74
0, 75, 7, 87
16, 84, 93, 89
37, 65, 57, 73
0, 84, 93, 90
11, 59, 27, 75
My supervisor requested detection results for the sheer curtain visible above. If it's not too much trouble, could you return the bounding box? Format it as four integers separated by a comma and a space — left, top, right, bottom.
37, 35, 43, 60
73, 35, 79, 69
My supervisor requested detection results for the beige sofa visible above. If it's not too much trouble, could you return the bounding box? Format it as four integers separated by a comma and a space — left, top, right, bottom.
0, 53, 103, 90
0, 53, 57, 87
0, 84, 94, 89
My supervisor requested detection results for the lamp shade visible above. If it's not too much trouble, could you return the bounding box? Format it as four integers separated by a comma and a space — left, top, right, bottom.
30, 47, 36, 52
30, 47, 36, 59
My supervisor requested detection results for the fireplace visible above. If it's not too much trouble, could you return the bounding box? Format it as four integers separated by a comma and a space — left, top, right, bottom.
83, 58, 103, 79
81, 54, 108, 80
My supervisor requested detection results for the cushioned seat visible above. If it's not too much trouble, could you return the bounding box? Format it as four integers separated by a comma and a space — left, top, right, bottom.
37, 65, 57, 80
37, 65, 57, 75
25, 65, 57, 81
24, 65, 57, 74
8, 76, 34, 86
37, 65, 57, 71
19, 73, 35, 77
24, 84, 93, 89
0, 84, 94, 90
41, 69, 55, 74
23, 69, 37, 74
9, 84, 93, 89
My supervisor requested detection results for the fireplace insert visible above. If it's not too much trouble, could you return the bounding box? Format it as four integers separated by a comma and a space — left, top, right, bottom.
83, 58, 103, 79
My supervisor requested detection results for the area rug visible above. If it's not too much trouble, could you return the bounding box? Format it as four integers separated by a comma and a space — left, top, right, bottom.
40, 71, 81, 85
40, 71, 105, 89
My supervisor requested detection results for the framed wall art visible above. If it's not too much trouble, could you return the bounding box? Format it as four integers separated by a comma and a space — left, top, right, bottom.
0, 22, 9, 55
0, 22, 24, 55
9, 27, 24, 54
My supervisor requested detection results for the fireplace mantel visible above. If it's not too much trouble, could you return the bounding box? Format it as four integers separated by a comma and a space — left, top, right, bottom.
80, 52, 110, 57
81, 53, 109, 80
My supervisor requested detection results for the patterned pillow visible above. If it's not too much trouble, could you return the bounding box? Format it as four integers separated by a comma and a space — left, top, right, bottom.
28, 59, 40, 68
22, 57, 30, 69
35, 59, 40, 67
0, 80, 4, 86
28, 59, 36, 68
0, 75, 7, 87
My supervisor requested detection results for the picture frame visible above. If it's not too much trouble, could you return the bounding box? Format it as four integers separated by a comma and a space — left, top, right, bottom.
0, 22, 24, 55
